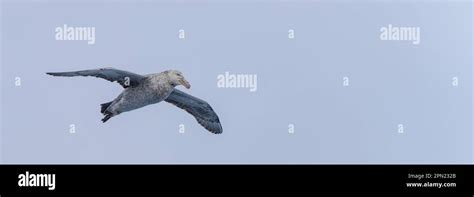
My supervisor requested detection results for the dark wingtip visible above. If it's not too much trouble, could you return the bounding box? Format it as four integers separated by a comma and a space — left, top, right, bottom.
215, 124, 223, 134
211, 130, 223, 134
209, 122, 223, 134
46, 72, 61, 76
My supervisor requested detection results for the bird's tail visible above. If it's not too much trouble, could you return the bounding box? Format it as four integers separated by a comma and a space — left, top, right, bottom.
101, 114, 113, 123
100, 101, 113, 114
100, 101, 114, 123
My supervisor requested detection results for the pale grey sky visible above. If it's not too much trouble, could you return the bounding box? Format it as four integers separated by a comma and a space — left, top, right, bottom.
1, 0, 472, 164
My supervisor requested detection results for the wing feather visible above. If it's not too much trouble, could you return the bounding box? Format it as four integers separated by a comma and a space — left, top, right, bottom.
165, 89, 223, 134
46, 67, 145, 88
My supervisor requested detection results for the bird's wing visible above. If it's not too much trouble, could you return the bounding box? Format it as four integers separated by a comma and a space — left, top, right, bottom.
46, 67, 145, 88
165, 89, 223, 134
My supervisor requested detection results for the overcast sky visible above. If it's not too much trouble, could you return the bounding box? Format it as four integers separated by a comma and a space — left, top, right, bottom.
1, 0, 472, 164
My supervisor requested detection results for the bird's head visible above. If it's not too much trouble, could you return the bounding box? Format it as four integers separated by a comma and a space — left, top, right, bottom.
167, 70, 191, 89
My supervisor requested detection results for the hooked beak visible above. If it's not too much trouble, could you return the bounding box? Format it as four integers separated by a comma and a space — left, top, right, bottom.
180, 78, 191, 89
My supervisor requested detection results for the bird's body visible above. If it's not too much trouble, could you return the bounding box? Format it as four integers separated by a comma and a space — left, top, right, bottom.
106, 73, 174, 116
47, 68, 223, 134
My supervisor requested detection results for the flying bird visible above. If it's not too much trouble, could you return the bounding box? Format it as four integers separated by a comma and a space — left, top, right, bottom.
46, 67, 223, 134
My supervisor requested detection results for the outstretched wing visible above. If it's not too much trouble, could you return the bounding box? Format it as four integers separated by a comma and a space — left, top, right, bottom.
165, 89, 223, 134
46, 67, 145, 88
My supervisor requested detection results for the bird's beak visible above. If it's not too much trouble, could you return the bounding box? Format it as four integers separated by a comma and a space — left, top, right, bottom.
180, 78, 191, 89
